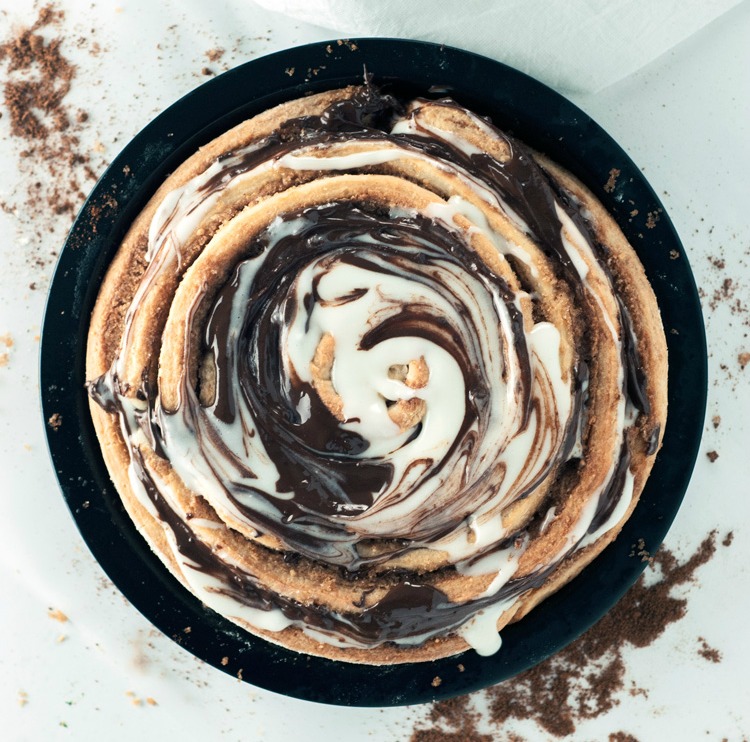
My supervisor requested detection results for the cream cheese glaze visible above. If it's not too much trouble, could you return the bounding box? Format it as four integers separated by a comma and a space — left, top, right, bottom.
86, 84, 666, 660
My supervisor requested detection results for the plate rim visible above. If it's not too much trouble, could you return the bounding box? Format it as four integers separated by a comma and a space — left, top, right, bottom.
40, 36, 707, 707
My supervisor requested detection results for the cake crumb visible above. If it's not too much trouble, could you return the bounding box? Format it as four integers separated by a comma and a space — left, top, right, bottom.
457, 663, 465, 672
608, 733, 640, 742
146, 697, 158, 706
221, 656, 229, 666
284, 66, 295, 76
712, 415, 721, 429
125, 691, 143, 706
722, 531, 733, 547
0, 333, 13, 347
336, 39, 358, 51
18, 690, 29, 707
645, 210, 661, 229
48, 608, 68, 622
603, 168, 620, 193
706, 450, 719, 463
47, 412, 63, 430
205, 47, 224, 62
669, 249, 679, 259
431, 676, 442, 688
237, 668, 244, 681
739, 352, 750, 370
629, 538, 652, 563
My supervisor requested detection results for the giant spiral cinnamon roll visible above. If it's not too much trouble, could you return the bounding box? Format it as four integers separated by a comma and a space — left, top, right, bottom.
86, 85, 667, 663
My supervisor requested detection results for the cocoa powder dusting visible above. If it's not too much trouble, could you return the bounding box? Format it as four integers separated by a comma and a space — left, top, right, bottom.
0, 3, 102, 274
697, 637, 722, 664
410, 696, 493, 742
1, 5, 70, 140
411, 532, 725, 740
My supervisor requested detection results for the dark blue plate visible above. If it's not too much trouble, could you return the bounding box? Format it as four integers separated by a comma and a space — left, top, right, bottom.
40, 38, 706, 707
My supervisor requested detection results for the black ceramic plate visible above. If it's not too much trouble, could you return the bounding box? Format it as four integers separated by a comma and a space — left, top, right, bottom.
41, 38, 706, 707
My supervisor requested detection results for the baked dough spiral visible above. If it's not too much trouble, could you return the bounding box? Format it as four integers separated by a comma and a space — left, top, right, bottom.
86, 85, 667, 663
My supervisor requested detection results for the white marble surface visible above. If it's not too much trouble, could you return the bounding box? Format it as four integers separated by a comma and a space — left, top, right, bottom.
1, 1, 749, 740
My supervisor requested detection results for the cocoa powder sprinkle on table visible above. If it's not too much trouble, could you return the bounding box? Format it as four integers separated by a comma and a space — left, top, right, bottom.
411, 531, 724, 740
0, 4, 71, 141
0, 2, 102, 274
697, 637, 722, 664
411, 696, 493, 742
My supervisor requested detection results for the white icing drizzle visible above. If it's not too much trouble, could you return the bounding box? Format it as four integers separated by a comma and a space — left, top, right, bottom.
540, 506, 557, 533
457, 606, 506, 656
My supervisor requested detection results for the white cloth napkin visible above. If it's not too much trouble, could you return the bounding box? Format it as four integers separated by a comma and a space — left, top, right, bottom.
251, 0, 741, 92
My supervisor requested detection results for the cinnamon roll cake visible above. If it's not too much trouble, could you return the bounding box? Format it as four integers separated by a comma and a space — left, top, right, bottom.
86, 84, 668, 664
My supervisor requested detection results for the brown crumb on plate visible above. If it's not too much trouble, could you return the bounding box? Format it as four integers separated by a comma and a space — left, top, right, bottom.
603, 167, 620, 193
48, 413, 63, 430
